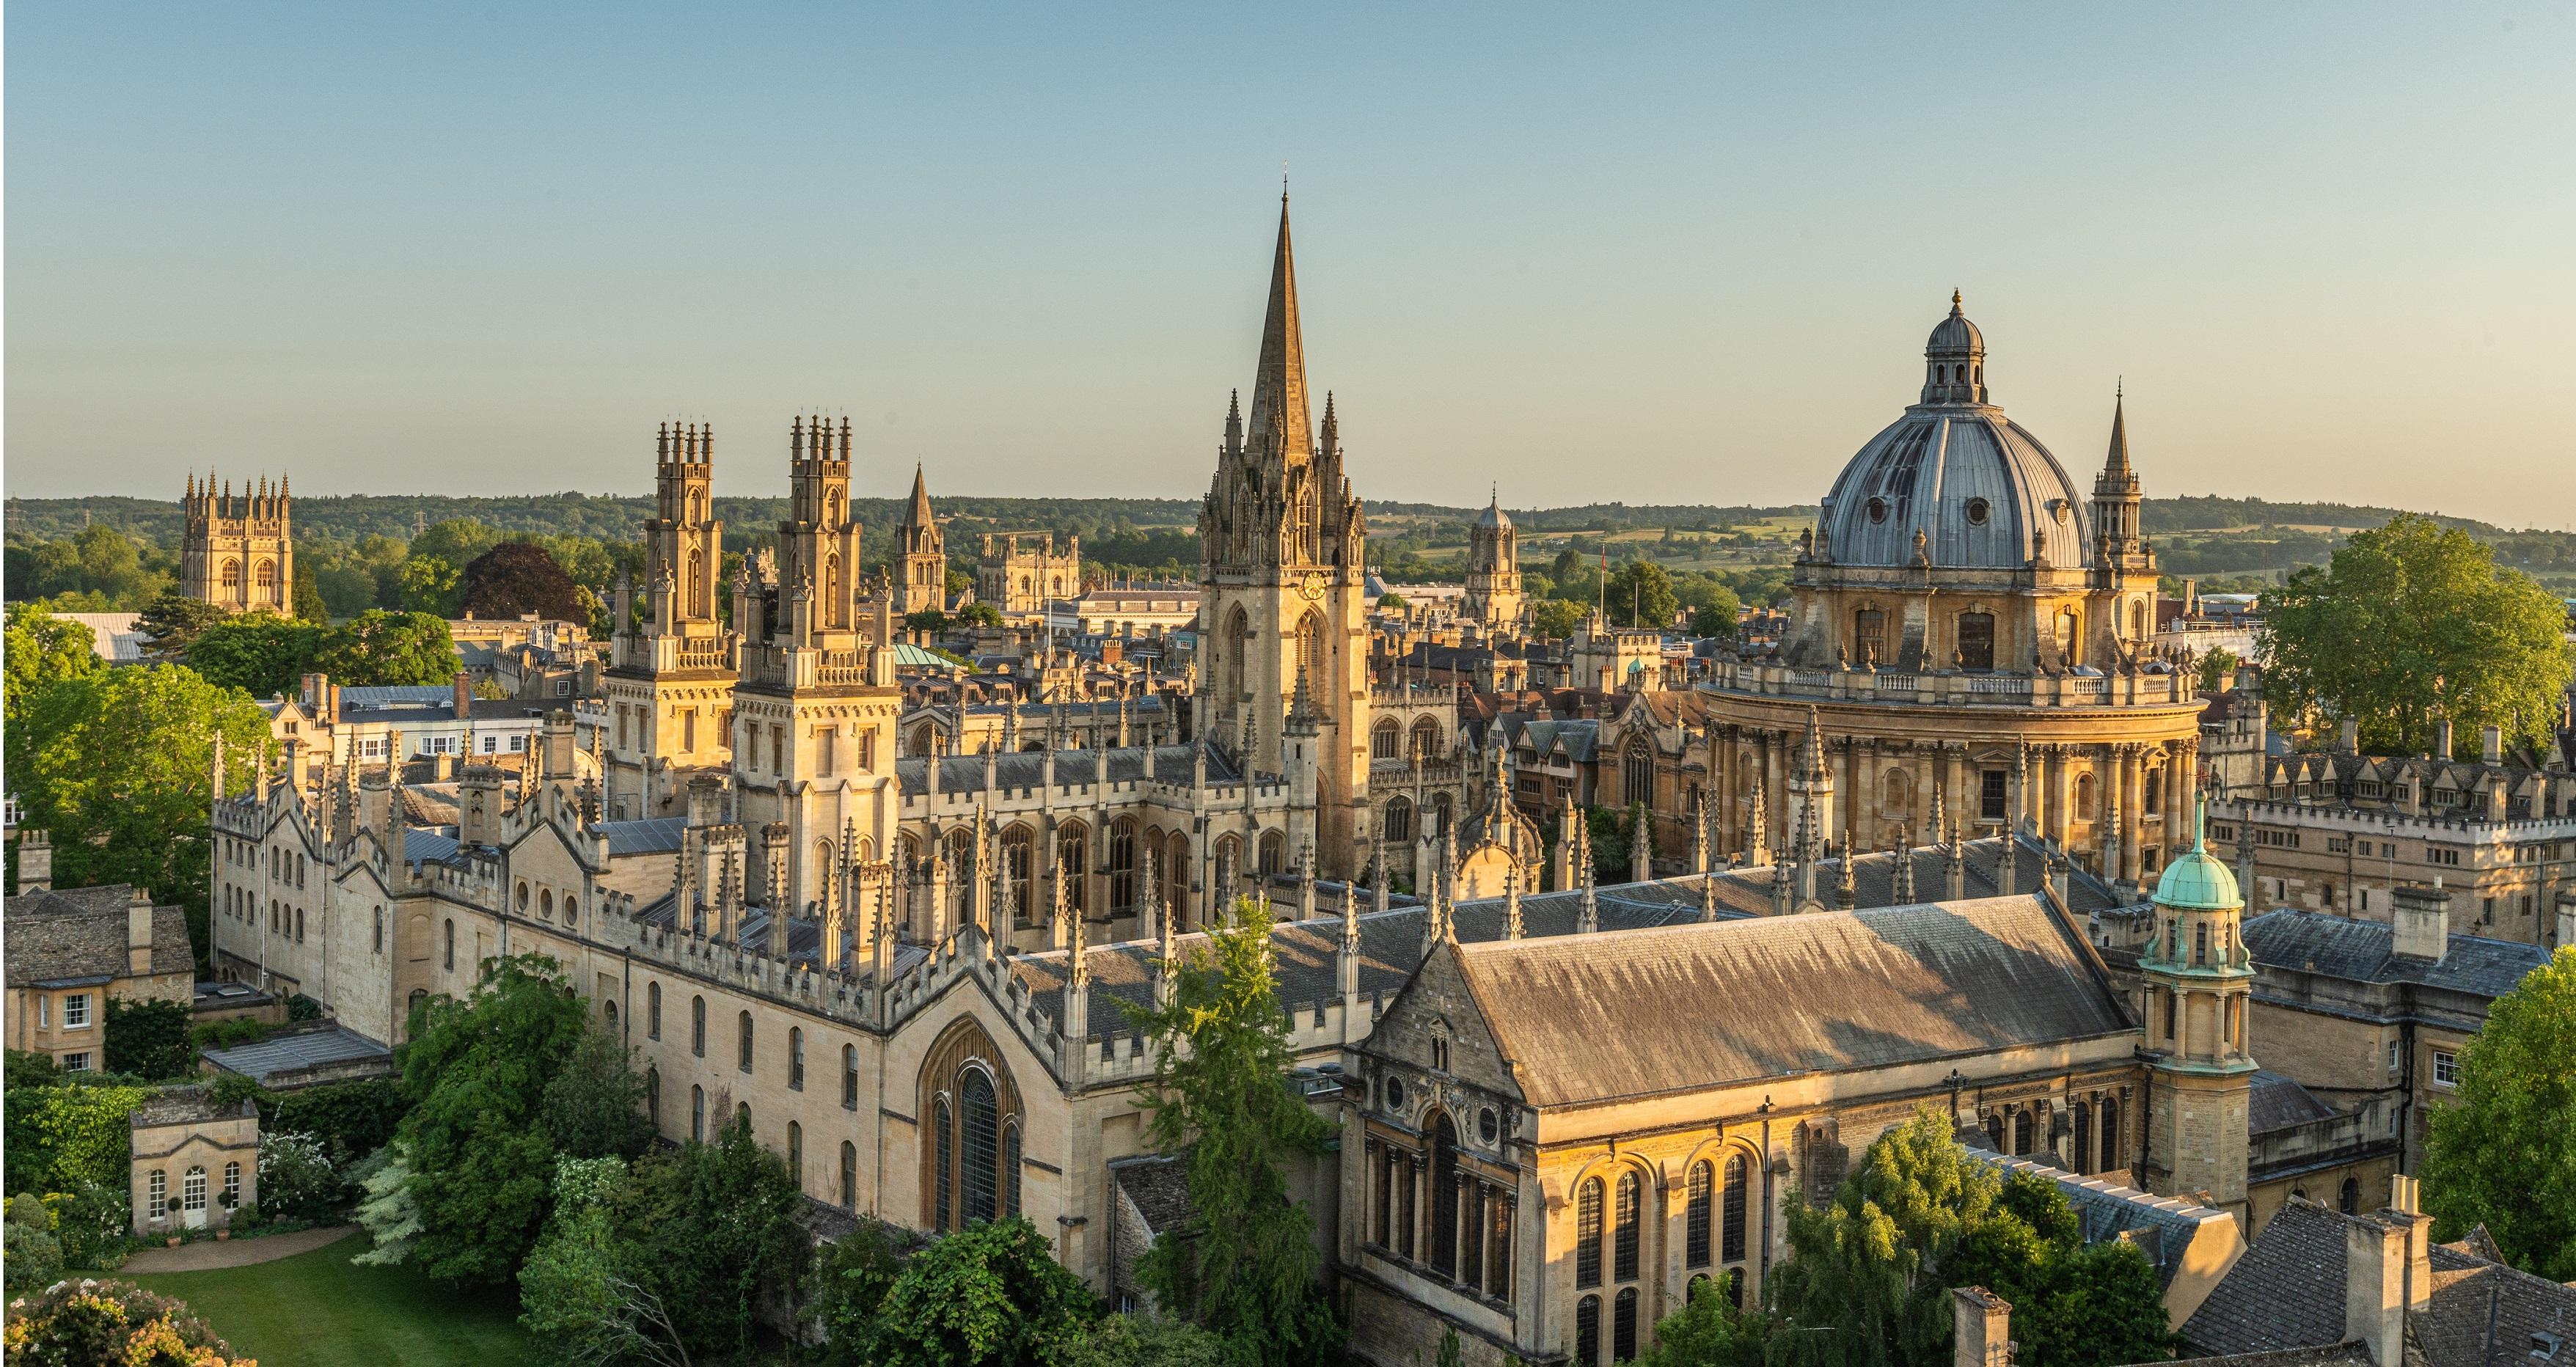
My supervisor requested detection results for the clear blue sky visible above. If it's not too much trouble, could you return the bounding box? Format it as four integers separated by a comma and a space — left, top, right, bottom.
8, 4, 2572, 526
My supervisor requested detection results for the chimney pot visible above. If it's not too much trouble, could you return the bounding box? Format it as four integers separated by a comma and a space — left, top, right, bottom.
2481, 723, 2503, 765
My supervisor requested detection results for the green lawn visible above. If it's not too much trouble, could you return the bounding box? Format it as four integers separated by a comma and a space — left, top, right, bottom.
126, 1236, 539, 1367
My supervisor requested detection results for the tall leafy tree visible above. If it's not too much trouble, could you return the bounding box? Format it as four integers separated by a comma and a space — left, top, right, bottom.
461, 540, 586, 622
135, 590, 231, 659
398, 556, 464, 616
861, 1217, 1096, 1367
185, 611, 326, 697
2423, 945, 2576, 1280
4, 603, 98, 721
1610, 560, 1680, 630
392, 954, 600, 1286
1127, 895, 1341, 1366
314, 609, 462, 686
2259, 513, 2572, 756
4, 664, 274, 968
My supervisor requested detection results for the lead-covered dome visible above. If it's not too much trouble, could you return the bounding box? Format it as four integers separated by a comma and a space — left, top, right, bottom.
1815, 296, 2092, 571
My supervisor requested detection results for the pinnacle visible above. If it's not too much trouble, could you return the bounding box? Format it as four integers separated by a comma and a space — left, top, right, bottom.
1243, 194, 1313, 464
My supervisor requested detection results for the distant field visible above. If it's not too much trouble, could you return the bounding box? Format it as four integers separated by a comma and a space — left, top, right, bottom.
128, 1238, 538, 1367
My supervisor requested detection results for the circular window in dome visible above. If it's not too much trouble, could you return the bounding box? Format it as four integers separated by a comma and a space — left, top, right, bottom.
1964, 497, 1991, 527
1479, 1107, 1500, 1143
1384, 1077, 1405, 1113
1866, 496, 1889, 524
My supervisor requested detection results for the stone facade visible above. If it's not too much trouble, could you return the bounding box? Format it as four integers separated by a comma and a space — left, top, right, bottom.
978, 532, 1081, 615
178, 472, 293, 613
129, 1090, 258, 1235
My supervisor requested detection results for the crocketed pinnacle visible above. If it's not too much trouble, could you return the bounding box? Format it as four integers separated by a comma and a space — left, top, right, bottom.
1243, 194, 1312, 464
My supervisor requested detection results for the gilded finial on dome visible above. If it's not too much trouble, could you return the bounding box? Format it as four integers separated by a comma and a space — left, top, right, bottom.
1950, 288, 1963, 313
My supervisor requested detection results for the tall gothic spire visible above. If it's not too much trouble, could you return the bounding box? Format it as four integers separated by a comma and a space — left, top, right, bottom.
1243, 194, 1313, 466
904, 463, 935, 529
2103, 385, 2134, 480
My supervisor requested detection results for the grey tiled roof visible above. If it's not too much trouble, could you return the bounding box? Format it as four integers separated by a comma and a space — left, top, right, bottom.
4, 887, 193, 985
1452, 896, 2130, 1107
894, 741, 1240, 797
1966, 1148, 2234, 1290
201, 1024, 395, 1086
1110, 1154, 1190, 1236
402, 827, 461, 865
2244, 910, 2550, 1000
599, 817, 687, 857
2249, 1070, 2336, 1137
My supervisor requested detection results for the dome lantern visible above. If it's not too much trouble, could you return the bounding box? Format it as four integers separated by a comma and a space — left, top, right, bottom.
1920, 290, 1988, 406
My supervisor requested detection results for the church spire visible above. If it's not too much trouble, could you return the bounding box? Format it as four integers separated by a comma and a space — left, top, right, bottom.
2104, 384, 2134, 480
1243, 193, 1313, 466
904, 463, 935, 529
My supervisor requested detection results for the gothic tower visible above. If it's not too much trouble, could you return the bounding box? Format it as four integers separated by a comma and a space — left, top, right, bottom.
732, 416, 902, 915
1462, 491, 1523, 631
180, 472, 294, 614
2138, 798, 2256, 1219
896, 463, 946, 617
1197, 194, 1372, 878
601, 423, 734, 818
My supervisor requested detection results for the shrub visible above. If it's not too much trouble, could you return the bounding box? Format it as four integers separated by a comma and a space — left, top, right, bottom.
0, 1278, 252, 1366
189, 1018, 271, 1052
4, 1222, 65, 1295
256, 1132, 341, 1224
40, 1183, 133, 1272
103, 1000, 196, 1081
286, 994, 323, 1023
268, 1077, 409, 1164
6, 1084, 147, 1197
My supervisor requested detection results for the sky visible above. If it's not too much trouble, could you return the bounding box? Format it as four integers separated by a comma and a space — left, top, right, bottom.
7, 4, 2573, 526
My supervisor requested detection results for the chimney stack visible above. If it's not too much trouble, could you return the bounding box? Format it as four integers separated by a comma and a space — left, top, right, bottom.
2391, 882, 2449, 962
453, 672, 473, 721
2434, 719, 2454, 759
2338, 717, 2359, 754
2481, 723, 2503, 765
2344, 1176, 2434, 1367
14, 830, 54, 895
1952, 1286, 2013, 1367
126, 887, 155, 976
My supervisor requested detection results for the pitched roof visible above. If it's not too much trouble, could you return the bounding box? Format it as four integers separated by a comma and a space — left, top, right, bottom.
1445, 896, 2130, 1107
4, 887, 193, 985
2249, 1070, 2338, 1137
2244, 910, 2550, 1000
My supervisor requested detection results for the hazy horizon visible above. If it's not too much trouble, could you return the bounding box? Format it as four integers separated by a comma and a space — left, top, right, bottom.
8, 5, 2572, 527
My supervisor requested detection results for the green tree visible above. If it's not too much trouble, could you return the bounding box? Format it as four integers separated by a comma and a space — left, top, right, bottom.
1634, 1273, 1769, 1367
1609, 560, 1680, 630
1680, 579, 1743, 639
184, 612, 326, 698
103, 998, 196, 1080
461, 541, 586, 622
1126, 895, 1341, 1365
398, 556, 464, 616
392, 953, 600, 1286
314, 609, 461, 686
905, 608, 952, 633
588, 1115, 807, 1358
811, 1218, 919, 1365
2423, 945, 2576, 1280
959, 601, 1005, 628
409, 518, 502, 571
519, 1156, 692, 1367
1049, 1312, 1233, 1367
2259, 514, 2572, 756
1377, 592, 1409, 611
4, 664, 274, 970
2195, 647, 2241, 695
292, 558, 331, 623
7, 1082, 151, 1195
134, 590, 230, 659
862, 1217, 1096, 1367
1532, 598, 1588, 640
4, 602, 99, 721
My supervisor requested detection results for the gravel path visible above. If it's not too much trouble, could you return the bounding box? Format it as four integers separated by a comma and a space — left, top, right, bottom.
118, 1224, 359, 1274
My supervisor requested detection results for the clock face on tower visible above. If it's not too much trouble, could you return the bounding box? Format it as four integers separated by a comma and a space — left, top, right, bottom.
1299, 571, 1328, 602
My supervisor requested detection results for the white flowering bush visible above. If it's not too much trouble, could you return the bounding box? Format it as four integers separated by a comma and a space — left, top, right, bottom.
256, 1130, 341, 1224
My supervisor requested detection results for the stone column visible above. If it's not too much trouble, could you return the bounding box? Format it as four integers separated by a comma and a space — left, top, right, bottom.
2122, 746, 2146, 884
1763, 733, 1785, 857
1841, 736, 1862, 847
2051, 746, 2075, 850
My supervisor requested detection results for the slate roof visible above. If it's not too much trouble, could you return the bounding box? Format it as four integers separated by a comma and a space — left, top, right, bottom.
1964, 1147, 2236, 1291
2249, 1070, 2338, 1137
1449, 897, 2130, 1107
401, 828, 461, 865
2244, 910, 2550, 1000
201, 1024, 395, 1086
894, 741, 1240, 797
1110, 1154, 1191, 1236
4, 887, 194, 986
2181, 1197, 2576, 1365
599, 817, 688, 857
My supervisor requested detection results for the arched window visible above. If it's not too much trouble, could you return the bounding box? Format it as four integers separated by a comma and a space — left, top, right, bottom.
1001, 828, 1035, 925
648, 983, 662, 1039
2130, 600, 2148, 639
788, 1027, 805, 1090
645, 1067, 659, 1127
221, 561, 241, 593
444, 919, 455, 970
2099, 1097, 2121, 1173
786, 1121, 803, 1192
1722, 1153, 1749, 1262
2339, 1177, 2361, 1214
184, 1167, 206, 1214
1003, 1121, 1022, 1219
1372, 718, 1401, 761
1576, 1176, 1604, 1288
2055, 608, 2079, 666
933, 1098, 954, 1233
736, 1102, 750, 1132
1430, 1114, 1460, 1277
1957, 610, 1996, 671
1294, 612, 1322, 673
1614, 1170, 1642, 1282
2077, 772, 2098, 821
1257, 829, 1285, 877
1410, 718, 1441, 761
1576, 1294, 1601, 1367
690, 1085, 706, 1142
2012, 1109, 2033, 1155
1686, 1160, 1713, 1267
692, 996, 706, 1058
840, 1142, 858, 1211
1623, 743, 1653, 805
2072, 1102, 2093, 1175
1614, 1286, 1640, 1363
738, 1011, 755, 1072
406, 987, 428, 1022
1108, 820, 1138, 913
1384, 796, 1414, 845
1854, 607, 1886, 661
1224, 608, 1250, 700
1055, 822, 1089, 917
843, 1044, 860, 1110
1164, 832, 1189, 923
962, 1069, 1000, 1225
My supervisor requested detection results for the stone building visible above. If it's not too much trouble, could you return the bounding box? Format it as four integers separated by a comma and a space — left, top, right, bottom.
597, 422, 737, 821
1461, 494, 1524, 632
4, 876, 193, 1073
2213, 719, 2576, 948
1688, 298, 2208, 889
128, 1088, 258, 1236
978, 532, 1082, 615
896, 465, 948, 616
178, 472, 293, 613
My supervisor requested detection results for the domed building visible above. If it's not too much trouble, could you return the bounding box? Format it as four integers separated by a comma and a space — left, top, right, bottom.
1691, 294, 2206, 886
1461, 490, 1523, 632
